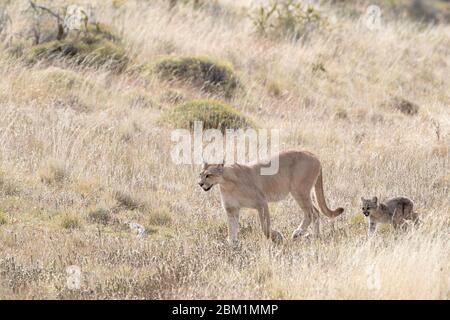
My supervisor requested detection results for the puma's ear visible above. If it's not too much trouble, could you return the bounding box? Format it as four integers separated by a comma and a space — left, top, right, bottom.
212, 163, 224, 175
202, 162, 209, 170
372, 196, 378, 203
361, 197, 364, 202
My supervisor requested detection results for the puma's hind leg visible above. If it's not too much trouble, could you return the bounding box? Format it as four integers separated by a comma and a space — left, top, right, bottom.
256, 203, 283, 243
291, 192, 317, 240
311, 205, 321, 235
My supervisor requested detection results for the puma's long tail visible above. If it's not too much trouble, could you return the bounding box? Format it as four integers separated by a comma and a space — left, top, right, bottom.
314, 168, 344, 218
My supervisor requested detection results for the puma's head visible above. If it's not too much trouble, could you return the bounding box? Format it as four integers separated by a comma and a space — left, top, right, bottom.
361, 196, 378, 217
198, 163, 224, 192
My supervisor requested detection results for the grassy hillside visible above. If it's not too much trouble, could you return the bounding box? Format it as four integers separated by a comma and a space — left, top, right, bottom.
0, 0, 448, 299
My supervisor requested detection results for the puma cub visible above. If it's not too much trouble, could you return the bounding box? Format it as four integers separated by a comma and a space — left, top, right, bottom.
360, 196, 419, 234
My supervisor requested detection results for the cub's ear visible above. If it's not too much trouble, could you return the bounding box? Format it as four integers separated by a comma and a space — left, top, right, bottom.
202, 162, 209, 170
212, 163, 224, 175
372, 196, 378, 203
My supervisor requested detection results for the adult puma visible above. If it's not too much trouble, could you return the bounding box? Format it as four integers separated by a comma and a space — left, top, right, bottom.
198, 150, 344, 244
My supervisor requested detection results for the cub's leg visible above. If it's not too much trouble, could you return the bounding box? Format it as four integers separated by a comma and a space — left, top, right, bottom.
411, 211, 420, 226
291, 192, 315, 240
368, 218, 377, 235
403, 202, 420, 226
225, 207, 240, 246
404, 201, 414, 219
392, 219, 408, 231
393, 220, 408, 231
392, 208, 408, 231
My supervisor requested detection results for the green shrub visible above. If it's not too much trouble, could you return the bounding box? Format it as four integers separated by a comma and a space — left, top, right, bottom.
408, 0, 439, 24
161, 99, 253, 132
28, 67, 85, 91
266, 80, 282, 97
126, 88, 157, 108
350, 213, 364, 225
114, 191, 143, 210
154, 56, 239, 97
0, 170, 20, 196
26, 23, 128, 71
168, 0, 205, 9
334, 108, 348, 120
162, 89, 185, 104
382, 97, 420, 116
147, 207, 172, 227
59, 212, 81, 230
13, 66, 97, 111
87, 208, 111, 225
0, 211, 8, 226
38, 159, 69, 185
250, 0, 327, 41
85, 22, 121, 42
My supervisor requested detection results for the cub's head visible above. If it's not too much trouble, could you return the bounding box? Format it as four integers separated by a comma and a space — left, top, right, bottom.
198, 163, 224, 192
361, 196, 378, 217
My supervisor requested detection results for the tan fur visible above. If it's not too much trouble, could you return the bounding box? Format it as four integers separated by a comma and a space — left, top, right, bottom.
198, 150, 344, 243
361, 196, 420, 234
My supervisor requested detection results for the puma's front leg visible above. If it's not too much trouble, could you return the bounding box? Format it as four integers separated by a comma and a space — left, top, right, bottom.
257, 203, 271, 239
225, 207, 240, 245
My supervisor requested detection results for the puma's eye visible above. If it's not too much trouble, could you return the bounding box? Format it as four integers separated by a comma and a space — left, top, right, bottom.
205, 174, 210, 178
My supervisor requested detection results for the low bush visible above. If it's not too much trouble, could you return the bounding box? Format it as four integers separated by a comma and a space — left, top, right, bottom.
59, 212, 81, 230
12, 66, 98, 111
114, 191, 144, 211
154, 56, 239, 97
87, 208, 111, 225
38, 159, 69, 185
126, 88, 157, 109
0, 170, 20, 196
383, 97, 420, 116
26, 23, 128, 71
0, 211, 8, 226
161, 99, 253, 132
28, 66, 84, 92
147, 207, 172, 227
250, 0, 327, 41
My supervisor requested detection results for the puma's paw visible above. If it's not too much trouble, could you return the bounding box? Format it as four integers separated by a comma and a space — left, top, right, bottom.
271, 230, 284, 244
291, 229, 310, 241
227, 238, 240, 249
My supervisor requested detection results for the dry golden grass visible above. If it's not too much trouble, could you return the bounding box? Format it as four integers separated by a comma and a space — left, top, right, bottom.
0, 0, 449, 299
